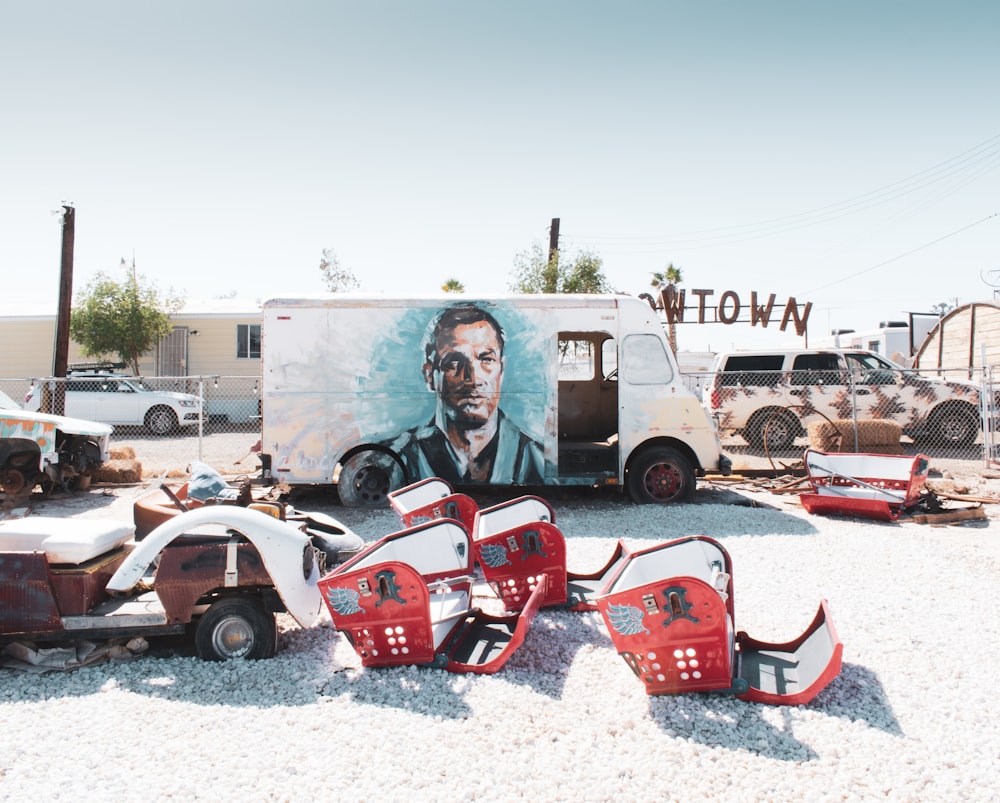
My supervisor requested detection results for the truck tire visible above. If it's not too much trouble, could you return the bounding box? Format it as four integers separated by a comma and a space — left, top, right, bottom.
337, 449, 403, 508
626, 446, 695, 504
145, 406, 179, 436
195, 597, 277, 660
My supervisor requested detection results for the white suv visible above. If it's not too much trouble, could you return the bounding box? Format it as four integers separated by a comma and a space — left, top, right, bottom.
703, 349, 987, 449
24, 372, 204, 436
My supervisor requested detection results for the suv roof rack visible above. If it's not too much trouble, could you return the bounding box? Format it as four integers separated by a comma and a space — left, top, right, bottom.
67, 361, 127, 374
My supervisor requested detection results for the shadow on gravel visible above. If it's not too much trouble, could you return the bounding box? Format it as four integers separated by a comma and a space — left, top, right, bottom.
644, 660, 900, 761
649, 693, 821, 762
809, 662, 902, 736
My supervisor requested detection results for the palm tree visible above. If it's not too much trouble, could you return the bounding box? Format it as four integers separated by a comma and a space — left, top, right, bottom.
441, 278, 465, 293
651, 263, 683, 354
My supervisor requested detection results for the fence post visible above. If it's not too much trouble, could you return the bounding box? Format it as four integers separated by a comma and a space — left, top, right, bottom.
198, 378, 205, 463
847, 370, 859, 452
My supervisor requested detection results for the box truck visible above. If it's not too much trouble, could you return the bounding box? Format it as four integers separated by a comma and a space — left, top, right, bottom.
260, 294, 731, 506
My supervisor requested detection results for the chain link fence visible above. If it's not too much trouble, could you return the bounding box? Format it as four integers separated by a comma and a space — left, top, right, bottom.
687, 362, 999, 475
1, 375, 263, 478
4, 365, 998, 482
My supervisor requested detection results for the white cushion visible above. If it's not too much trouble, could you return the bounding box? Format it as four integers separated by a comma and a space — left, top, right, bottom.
0, 517, 134, 564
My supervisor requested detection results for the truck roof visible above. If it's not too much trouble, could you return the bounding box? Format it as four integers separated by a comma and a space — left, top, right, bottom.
262, 293, 643, 310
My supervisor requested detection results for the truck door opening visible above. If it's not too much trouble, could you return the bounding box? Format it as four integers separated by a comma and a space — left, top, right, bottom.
557, 332, 619, 475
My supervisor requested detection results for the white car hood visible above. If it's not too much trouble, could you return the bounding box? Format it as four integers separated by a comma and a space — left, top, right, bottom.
0, 407, 113, 437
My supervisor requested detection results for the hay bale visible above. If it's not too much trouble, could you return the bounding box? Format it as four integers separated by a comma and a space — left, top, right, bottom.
92, 459, 143, 484
807, 419, 903, 454
109, 445, 136, 460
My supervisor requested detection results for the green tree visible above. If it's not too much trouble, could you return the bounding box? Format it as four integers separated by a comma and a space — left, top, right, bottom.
509, 243, 612, 294
651, 263, 683, 354
319, 247, 360, 292
70, 266, 183, 375
441, 278, 465, 293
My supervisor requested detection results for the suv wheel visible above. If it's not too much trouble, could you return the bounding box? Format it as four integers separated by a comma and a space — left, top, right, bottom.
747, 410, 798, 451
931, 404, 979, 446
145, 406, 179, 436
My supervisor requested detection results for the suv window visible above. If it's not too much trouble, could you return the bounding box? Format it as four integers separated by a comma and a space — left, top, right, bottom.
719, 354, 783, 387
790, 353, 843, 386
845, 352, 898, 385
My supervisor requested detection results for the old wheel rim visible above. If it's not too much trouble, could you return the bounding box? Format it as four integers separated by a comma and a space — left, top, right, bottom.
211, 615, 255, 659
0, 469, 28, 495
643, 462, 682, 500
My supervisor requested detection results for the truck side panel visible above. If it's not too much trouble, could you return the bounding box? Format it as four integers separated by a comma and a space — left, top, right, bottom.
263, 301, 557, 485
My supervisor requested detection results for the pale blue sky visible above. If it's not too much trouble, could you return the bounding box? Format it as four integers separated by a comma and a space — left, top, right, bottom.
1, 1, 997, 353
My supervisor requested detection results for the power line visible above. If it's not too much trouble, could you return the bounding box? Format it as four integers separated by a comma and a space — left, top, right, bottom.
804, 212, 1000, 294
565, 132, 1000, 252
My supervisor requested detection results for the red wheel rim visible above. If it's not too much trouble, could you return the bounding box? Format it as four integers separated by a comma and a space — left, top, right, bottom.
643, 462, 682, 500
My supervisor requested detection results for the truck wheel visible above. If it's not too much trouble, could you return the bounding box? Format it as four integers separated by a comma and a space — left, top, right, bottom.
931, 404, 979, 446
627, 447, 695, 504
145, 406, 179, 436
195, 597, 277, 660
337, 449, 403, 507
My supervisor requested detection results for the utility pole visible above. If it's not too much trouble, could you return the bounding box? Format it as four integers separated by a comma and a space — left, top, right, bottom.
544, 217, 560, 293
50, 204, 75, 415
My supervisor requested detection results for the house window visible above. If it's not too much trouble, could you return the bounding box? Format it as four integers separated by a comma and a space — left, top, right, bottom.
237, 324, 261, 359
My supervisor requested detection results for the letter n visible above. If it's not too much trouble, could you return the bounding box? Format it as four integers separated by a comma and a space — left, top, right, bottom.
779, 298, 813, 336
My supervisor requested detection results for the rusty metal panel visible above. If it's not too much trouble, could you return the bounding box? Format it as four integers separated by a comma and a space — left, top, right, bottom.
153, 538, 272, 623
0, 551, 61, 634
49, 548, 130, 616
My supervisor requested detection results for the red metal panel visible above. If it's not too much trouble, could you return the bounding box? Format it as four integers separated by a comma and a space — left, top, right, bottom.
475, 521, 568, 611
598, 575, 735, 695
319, 561, 437, 667
737, 600, 843, 706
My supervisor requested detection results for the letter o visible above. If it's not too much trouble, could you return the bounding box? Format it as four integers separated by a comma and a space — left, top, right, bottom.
718, 291, 741, 324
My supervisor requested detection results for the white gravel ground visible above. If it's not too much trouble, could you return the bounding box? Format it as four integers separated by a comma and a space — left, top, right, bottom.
1, 481, 998, 802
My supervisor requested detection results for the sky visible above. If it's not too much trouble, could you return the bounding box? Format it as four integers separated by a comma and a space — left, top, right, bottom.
1, 0, 997, 354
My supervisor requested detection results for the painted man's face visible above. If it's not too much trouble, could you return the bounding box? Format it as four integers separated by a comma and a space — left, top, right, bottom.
429, 320, 504, 428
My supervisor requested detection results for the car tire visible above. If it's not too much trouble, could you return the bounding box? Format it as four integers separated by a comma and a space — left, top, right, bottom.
930, 404, 979, 446
0, 467, 29, 495
145, 406, 179, 436
337, 449, 403, 508
626, 446, 695, 504
194, 597, 277, 660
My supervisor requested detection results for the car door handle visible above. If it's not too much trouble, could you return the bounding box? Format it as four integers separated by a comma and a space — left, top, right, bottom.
789, 389, 805, 396
856, 389, 870, 395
